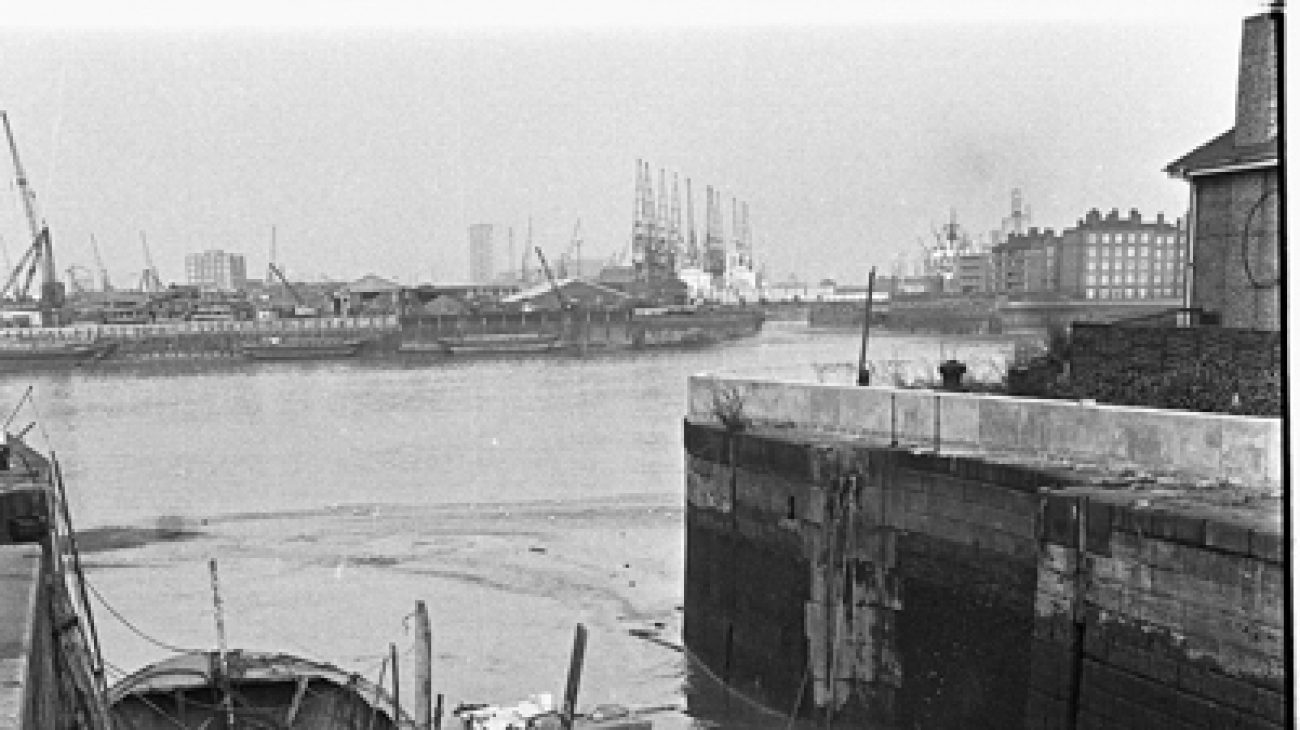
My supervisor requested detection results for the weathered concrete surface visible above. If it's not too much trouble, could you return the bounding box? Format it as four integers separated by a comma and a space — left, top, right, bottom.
688, 376, 1283, 494
683, 399, 1285, 728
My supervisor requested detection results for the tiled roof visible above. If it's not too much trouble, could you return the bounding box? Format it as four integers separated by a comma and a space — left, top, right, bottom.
1165, 128, 1278, 178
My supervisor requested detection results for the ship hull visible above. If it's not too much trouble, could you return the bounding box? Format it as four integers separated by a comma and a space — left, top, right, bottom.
240, 339, 363, 360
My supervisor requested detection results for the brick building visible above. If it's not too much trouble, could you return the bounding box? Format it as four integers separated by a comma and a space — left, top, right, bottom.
991, 227, 1059, 294
1058, 208, 1185, 301
1165, 11, 1280, 330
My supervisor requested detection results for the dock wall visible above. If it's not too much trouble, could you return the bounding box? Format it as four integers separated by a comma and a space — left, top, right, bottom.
683, 377, 1284, 728
401, 308, 764, 350
0, 308, 763, 362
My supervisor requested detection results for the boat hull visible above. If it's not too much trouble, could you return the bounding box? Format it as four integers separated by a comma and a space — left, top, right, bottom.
0, 341, 115, 364
109, 651, 406, 730
436, 333, 562, 355
241, 339, 363, 360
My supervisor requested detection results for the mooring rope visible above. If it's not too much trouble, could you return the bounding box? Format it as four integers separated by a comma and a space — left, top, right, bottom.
84, 579, 197, 655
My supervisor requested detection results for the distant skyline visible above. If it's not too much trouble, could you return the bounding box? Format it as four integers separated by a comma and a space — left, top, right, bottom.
0, 1, 1262, 287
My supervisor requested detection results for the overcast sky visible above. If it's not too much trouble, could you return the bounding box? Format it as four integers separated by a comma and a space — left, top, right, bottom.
0, 1, 1263, 287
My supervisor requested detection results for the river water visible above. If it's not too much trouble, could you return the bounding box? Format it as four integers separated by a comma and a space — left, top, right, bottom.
2, 322, 1018, 728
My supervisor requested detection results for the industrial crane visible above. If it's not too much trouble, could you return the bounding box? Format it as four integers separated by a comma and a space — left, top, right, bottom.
534, 246, 569, 311
90, 234, 112, 292
267, 262, 317, 317
568, 218, 583, 279
138, 232, 163, 293
0, 111, 61, 309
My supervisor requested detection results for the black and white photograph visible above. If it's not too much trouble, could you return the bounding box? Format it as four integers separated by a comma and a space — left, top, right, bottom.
0, 1, 1284, 728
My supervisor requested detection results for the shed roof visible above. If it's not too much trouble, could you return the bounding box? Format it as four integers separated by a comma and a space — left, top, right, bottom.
501, 278, 631, 303
343, 274, 401, 293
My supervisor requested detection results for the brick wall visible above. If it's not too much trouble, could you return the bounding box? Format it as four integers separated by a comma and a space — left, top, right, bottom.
1190, 170, 1279, 331
1069, 322, 1282, 415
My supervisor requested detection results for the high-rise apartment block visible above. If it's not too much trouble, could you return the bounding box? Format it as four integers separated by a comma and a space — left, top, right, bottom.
185, 250, 247, 292
468, 224, 496, 283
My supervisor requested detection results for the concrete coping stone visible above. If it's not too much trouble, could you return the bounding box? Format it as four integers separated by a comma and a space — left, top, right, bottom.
688, 374, 1282, 495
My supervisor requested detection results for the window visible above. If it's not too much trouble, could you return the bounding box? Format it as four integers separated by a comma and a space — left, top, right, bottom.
1127, 233, 1136, 244
1086, 288, 1096, 299
1137, 259, 1148, 270
1125, 288, 1135, 298
1139, 246, 1149, 257
1102, 234, 1111, 244
1141, 233, 1150, 243
1100, 274, 1110, 285
1138, 289, 1149, 299
1099, 289, 1111, 299
1127, 246, 1136, 256
1086, 274, 1097, 285
1100, 260, 1109, 271
1086, 246, 1097, 258
1154, 274, 1163, 284
1087, 233, 1098, 244
1087, 261, 1097, 271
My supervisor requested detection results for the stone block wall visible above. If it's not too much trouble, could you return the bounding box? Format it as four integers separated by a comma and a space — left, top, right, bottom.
1069, 322, 1282, 416
1031, 490, 1286, 730
683, 419, 1286, 728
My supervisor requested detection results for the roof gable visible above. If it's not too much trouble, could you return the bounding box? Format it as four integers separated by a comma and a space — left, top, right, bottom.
344, 274, 400, 293
1165, 127, 1278, 179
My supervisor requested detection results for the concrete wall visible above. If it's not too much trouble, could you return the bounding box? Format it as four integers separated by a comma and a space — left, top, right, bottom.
687, 376, 1282, 495
682, 420, 1286, 728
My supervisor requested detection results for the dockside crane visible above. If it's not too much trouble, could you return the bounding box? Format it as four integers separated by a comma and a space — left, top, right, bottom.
90, 234, 112, 292
138, 232, 164, 293
0, 111, 63, 310
568, 218, 583, 279
267, 261, 317, 317
534, 246, 569, 311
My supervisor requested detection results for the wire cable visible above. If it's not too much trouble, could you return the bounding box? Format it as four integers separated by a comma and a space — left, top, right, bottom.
85, 579, 198, 654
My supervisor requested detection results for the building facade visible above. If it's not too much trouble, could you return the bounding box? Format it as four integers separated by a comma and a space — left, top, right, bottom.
955, 253, 992, 293
991, 227, 1060, 294
468, 224, 496, 284
1063, 209, 1185, 302
184, 250, 247, 292
1165, 11, 1279, 330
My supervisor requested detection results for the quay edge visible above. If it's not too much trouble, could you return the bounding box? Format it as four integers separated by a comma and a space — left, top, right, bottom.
682, 375, 1284, 728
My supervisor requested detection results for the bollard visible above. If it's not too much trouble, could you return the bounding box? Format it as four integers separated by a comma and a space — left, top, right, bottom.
938, 359, 967, 391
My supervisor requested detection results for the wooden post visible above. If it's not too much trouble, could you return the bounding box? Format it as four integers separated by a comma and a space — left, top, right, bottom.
390, 642, 401, 725
857, 266, 877, 386
414, 601, 432, 730
209, 559, 236, 730
560, 624, 588, 730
